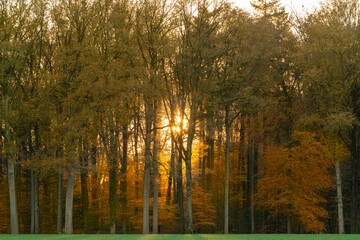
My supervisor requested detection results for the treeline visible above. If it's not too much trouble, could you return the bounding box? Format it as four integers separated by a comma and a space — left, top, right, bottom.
1, 0, 360, 235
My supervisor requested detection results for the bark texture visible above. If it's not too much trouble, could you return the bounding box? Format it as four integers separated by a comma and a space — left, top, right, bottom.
65, 167, 75, 234
57, 170, 63, 234
335, 161, 344, 234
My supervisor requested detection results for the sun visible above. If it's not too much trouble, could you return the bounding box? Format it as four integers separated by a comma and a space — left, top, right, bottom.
163, 114, 187, 133
172, 126, 181, 132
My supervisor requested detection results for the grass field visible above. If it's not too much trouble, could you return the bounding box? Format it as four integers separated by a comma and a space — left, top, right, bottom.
0, 235, 359, 240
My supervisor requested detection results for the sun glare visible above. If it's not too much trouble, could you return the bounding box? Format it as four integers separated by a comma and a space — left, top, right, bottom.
172, 126, 181, 132
164, 115, 187, 133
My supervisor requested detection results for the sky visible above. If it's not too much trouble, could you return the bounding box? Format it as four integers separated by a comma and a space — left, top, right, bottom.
232, 0, 323, 15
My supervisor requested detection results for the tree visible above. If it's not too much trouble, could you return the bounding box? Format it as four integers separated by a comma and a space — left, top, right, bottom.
257, 131, 333, 233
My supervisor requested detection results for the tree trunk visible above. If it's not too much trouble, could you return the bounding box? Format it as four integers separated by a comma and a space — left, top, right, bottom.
206, 112, 215, 190
176, 101, 186, 233
248, 140, 255, 234
153, 104, 159, 234
143, 103, 152, 234
109, 129, 118, 234
351, 125, 359, 234
134, 115, 140, 202
167, 135, 176, 205
34, 173, 40, 234
90, 144, 99, 231
65, 167, 75, 234
80, 150, 89, 233
224, 106, 230, 234
57, 170, 63, 234
199, 118, 206, 190
33, 125, 40, 234
30, 170, 35, 234
8, 158, 18, 234
185, 106, 196, 234
177, 144, 185, 233
152, 150, 159, 234
287, 216, 293, 234
172, 169, 177, 205
335, 161, 344, 234
120, 123, 128, 233
5, 103, 18, 234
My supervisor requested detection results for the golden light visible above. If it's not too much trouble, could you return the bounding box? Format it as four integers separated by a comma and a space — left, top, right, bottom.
172, 126, 180, 132
175, 115, 187, 128
163, 114, 187, 134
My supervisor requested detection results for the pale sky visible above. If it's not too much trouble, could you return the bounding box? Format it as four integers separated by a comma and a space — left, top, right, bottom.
232, 0, 323, 15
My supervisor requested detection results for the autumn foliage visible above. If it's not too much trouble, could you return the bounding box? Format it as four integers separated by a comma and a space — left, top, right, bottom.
257, 131, 333, 233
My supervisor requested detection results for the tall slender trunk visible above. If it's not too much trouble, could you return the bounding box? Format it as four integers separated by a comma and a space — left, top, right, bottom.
33, 125, 40, 234
120, 123, 128, 233
57, 170, 63, 233
351, 125, 359, 233
34, 173, 39, 233
185, 105, 196, 234
335, 161, 344, 234
153, 103, 159, 234
206, 112, 215, 190
177, 104, 185, 233
5, 100, 18, 234
224, 106, 230, 234
30, 128, 39, 235
143, 103, 152, 234
172, 169, 177, 205
199, 120, 206, 190
80, 149, 89, 233
109, 129, 118, 234
90, 144, 99, 231
287, 216, 293, 234
8, 158, 18, 234
65, 167, 75, 234
152, 140, 159, 233
248, 140, 255, 233
167, 104, 176, 205
166, 139, 175, 205
30, 170, 35, 234
177, 144, 185, 233
134, 116, 140, 203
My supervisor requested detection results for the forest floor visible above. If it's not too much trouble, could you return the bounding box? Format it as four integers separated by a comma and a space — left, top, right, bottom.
0, 235, 359, 240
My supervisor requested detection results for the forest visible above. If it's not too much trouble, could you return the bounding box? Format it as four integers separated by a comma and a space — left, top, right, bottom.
0, 0, 360, 235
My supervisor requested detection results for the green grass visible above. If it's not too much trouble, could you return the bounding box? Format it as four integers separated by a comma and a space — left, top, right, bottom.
0, 235, 360, 240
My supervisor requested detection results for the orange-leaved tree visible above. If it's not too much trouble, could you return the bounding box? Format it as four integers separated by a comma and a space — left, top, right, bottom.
257, 131, 333, 233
